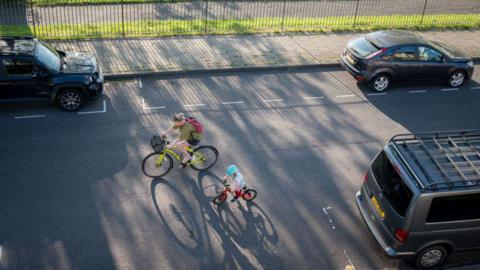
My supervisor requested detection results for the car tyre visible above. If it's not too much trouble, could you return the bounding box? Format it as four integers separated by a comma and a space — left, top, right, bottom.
369, 74, 391, 92
57, 89, 84, 111
447, 70, 466, 88
415, 245, 447, 269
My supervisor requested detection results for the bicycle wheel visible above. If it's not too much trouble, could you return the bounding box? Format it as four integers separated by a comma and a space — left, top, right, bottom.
189, 145, 219, 171
212, 193, 227, 205
141, 152, 173, 178
242, 189, 257, 201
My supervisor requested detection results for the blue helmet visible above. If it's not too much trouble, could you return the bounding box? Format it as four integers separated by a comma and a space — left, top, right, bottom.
226, 165, 238, 176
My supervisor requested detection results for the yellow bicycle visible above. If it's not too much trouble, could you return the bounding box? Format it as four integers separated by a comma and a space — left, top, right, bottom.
141, 135, 219, 177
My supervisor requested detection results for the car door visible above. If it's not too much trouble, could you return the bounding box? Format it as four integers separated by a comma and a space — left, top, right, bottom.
387, 46, 421, 81
2, 57, 38, 99
417, 46, 452, 81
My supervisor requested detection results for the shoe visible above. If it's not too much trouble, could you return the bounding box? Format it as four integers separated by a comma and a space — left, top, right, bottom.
230, 196, 239, 203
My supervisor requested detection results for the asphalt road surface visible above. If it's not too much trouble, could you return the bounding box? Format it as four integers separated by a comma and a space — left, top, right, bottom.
1, 66, 480, 270
2, 0, 480, 25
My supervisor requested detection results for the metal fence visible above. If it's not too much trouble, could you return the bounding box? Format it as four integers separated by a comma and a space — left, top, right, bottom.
1, 0, 480, 39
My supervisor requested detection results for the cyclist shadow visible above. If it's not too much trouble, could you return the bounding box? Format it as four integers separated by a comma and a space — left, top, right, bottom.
196, 171, 282, 269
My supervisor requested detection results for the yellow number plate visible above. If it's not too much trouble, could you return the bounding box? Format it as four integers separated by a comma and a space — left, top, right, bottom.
371, 196, 385, 219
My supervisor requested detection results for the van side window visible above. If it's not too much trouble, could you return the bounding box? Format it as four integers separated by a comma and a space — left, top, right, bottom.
2, 58, 34, 76
427, 193, 480, 222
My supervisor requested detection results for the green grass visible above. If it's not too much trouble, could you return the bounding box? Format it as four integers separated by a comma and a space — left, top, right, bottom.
31, 0, 162, 6
1, 14, 479, 40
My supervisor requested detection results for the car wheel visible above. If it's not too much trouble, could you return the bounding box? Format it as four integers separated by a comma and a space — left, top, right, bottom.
369, 74, 390, 92
57, 89, 84, 111
448, 71, 466, 88
415, 245, 447, 269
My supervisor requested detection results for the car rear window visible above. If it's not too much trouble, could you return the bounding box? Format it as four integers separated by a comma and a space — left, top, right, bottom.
427, 193, 480, 223
348, 37, 379, 58
372, 151, 413, 217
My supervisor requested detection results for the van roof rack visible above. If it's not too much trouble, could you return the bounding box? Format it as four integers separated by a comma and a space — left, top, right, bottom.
390, 130, 480, 192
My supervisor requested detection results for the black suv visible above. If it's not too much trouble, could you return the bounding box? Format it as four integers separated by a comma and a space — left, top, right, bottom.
0, 36, 103, 111
341, 31, 474, 92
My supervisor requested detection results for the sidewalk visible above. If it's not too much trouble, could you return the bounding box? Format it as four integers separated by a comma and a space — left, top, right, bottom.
51, 30, 480, 79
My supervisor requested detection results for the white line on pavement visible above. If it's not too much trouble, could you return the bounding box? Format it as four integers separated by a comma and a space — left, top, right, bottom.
184, 103, 207, 107
344, 250, 356, 270
14, 114, 46, 119
142, 98, 166, 110
366, 93, 387, 96
322, 207, 336, 230
336, 94, 355, 98
0, 245, 3, 261
138, 78, 143, 89
221, 101, 245, 105
409, 90, 427, 93
302, 96, 325, 100
441, 88, 459, 91
471, 86, 480, 89
262, 99, 284, 103
78, 100, 107, 115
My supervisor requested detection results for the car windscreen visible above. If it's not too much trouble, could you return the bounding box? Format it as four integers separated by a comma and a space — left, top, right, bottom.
348, 37, 379, 58
430, 41, 464, 58
35, 41, 61, 72
371, 151, 413, 217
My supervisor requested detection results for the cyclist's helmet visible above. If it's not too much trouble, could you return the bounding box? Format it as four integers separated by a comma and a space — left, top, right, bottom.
173, 112, 185, 122
226, 165, 238, 176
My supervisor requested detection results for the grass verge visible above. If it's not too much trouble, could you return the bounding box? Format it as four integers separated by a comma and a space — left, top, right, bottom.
32, 0, 161, 6
1, 14, 479, 40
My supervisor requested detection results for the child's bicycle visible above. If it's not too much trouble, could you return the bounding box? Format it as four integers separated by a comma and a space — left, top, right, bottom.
212, 184, 257, 205
141, 135, 219, 177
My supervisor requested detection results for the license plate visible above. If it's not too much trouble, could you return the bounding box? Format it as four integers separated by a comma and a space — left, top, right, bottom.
345, 53, 356, 65
371, 196, 385, 219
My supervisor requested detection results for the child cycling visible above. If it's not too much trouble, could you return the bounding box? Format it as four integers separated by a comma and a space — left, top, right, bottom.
223, 165, 247, 202
162, 113, 203, 168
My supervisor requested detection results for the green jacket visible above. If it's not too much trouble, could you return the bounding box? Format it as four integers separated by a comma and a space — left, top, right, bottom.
174, 122, 203, 141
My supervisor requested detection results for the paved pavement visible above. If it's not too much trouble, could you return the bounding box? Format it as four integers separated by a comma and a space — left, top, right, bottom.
2, 0, 479, 25
50, 30, 480, 78
0, 66, 479, 270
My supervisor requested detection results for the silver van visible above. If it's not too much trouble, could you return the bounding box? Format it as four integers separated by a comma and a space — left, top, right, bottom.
356, 130, 480, 269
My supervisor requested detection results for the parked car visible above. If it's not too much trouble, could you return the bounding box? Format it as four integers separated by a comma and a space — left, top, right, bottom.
341, 30, 474, 92
0, 36, 103, 111
356, 130, 480, 269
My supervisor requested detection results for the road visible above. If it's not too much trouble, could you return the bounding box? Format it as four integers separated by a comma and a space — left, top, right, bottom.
0, 67, 480, 270
1, 0, 480, 25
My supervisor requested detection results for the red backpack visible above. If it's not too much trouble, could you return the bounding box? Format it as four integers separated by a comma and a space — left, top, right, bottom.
186, 117, 204, 134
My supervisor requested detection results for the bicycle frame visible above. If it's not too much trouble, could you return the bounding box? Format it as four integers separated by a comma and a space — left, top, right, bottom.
155, 144, 205, 166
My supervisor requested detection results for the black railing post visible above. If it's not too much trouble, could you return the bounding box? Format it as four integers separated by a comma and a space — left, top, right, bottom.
29, 0, 37, 36
204, 0, 209, 34
420, 0, 429, 24
281, 1, 286, 32
121, 0, 125, 37
353, 0, 360, 27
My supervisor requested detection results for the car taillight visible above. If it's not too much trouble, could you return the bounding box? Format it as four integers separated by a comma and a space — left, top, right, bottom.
394, 228, 410, 243
366, 48, 387, 59
364, 172, 368, 183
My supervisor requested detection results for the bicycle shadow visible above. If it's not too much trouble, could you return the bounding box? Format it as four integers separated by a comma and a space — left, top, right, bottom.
149, 171, 281, 269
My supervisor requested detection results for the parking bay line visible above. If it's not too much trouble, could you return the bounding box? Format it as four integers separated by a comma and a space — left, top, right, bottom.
184, 103, 206, 107
302, 96, 325, 100
409, 90, 427, 94
141, 98, 166, 110
263, 99, 284, 103
366, 93, 387, 96
14, 114, 46, 119
78, 100, 107, 115
221, 101, 245, 105
441, 88, 459, 92
335, 94, 356, 98
471, 86, 480, 90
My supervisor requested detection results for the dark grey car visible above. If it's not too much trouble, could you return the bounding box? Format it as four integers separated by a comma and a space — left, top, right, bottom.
341, 31, 475, 92
356, 130, 480, 269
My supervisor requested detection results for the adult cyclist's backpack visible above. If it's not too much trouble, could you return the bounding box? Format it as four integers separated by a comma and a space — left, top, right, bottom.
186, 117, 204, 134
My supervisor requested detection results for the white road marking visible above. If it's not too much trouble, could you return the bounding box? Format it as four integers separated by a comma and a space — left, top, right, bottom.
322, 207, 335, 230
471, 86, 480, 89
335, 94, 355, 98
344, 250, 356, 270
221, 101, 245, 105
263, 99, 284, 103
184, 103, 206, 107
441, 88, 459, 91
141, 98, 165, 110
14, 114, 45, 119
78, 100, 107, 115
302, 96, 325, 100
409, 90, 427, 93
138, 78, 143, 89
0, 245, 3, 261
366, 93, 387, 96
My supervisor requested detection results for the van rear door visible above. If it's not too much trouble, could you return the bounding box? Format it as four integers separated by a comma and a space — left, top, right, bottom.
363, 149, 414, 245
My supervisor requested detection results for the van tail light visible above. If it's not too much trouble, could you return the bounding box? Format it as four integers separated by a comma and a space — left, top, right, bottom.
366, 48, 387, 59
364, 172, 368, 183
394, 228, 410, 243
